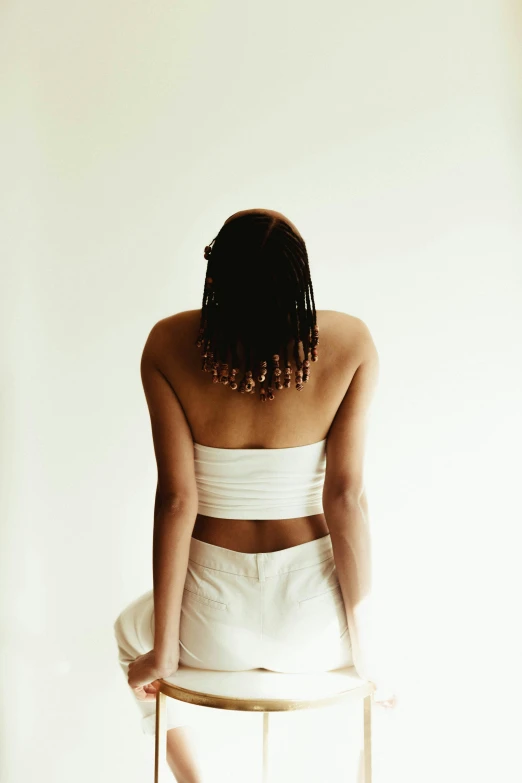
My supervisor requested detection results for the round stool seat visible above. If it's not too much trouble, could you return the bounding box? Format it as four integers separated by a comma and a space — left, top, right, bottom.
158, 663, 375, 712
154, 667, 375, 781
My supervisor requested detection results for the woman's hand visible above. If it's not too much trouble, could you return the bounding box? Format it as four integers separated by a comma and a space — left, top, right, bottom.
370, 681, 398, 710
355, 660, 399, 710
127, 649, 179, 702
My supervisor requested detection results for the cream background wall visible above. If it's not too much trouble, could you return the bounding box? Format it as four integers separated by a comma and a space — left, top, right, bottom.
1, 1, 521, 781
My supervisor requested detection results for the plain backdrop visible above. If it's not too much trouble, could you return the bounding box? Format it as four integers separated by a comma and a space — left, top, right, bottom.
1, 1, 521, 782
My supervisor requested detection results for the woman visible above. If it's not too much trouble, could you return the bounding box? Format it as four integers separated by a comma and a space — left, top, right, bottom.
113, 208, 396, 782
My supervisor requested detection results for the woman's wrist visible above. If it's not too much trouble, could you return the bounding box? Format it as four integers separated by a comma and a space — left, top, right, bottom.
154, 647, 179, 673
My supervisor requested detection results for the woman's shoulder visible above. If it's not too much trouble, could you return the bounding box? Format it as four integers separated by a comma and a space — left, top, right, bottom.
316, 310, 375, 354
151, 308, 374, 359
164, 308, 369, 329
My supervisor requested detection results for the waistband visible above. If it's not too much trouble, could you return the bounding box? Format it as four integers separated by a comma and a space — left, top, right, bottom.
188, 533, 334, 579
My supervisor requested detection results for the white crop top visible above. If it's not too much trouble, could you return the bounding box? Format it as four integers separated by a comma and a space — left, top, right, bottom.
193, 438, 327, 519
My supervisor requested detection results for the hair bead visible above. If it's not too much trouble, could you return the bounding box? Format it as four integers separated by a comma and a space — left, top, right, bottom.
245, 369, 255, 393
311, 326, 319, 361
197, 216, 319, 403
303, 356, 311, 382
219, 363, 229, 384
202, 350, 214, 373
257, 359, 268, 383
271, 354, 282, 392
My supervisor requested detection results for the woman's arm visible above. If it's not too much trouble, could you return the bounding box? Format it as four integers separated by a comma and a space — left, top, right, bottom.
322, 316, 380, 679
152, 496, 198, 669
324, 491, 375, 679
140, 319, 200, 669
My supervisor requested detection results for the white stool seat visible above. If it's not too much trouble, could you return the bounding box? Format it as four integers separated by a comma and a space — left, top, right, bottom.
154, 665, 375, 782
160, 663, 374, 711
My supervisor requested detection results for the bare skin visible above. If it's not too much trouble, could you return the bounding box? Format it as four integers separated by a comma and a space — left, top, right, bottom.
144, 207, 372, 782
158, 311, 363, 781
166, 727, 205, 783
167, 309, 360, 555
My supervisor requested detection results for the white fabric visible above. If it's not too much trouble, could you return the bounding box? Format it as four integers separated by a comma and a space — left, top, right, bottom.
162, 665, 369, 702
113, 533, 353, 735
193, 438, 327, 519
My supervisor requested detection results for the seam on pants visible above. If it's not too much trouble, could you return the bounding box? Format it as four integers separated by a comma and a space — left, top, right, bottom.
187, 552, 334, 578
256, 553, 266, 659
256, 553, 266, 582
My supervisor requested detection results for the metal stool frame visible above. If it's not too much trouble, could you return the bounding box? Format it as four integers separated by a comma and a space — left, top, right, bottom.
154, 675, 375, 782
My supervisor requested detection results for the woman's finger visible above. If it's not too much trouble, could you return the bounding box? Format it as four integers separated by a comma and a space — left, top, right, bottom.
132, 686, 156, 702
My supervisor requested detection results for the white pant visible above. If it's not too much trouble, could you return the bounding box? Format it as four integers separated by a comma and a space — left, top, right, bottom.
113, 533, 353, 735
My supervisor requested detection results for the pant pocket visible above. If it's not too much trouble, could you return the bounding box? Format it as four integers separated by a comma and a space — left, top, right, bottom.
182, 586, 228, 611
295, 579, 349, 641
184, 560, 231, 610
298, 582, 344, 609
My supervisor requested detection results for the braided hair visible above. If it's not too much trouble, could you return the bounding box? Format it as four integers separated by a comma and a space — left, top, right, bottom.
195, 212, 320, 402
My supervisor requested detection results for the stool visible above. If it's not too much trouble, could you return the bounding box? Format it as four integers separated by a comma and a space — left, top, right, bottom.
153, 664, 375, 782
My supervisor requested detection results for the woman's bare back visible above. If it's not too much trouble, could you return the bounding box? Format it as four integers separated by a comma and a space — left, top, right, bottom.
154, 308, 364, 553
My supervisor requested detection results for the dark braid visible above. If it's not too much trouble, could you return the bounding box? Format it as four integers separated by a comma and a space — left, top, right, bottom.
195, 212, 319, 401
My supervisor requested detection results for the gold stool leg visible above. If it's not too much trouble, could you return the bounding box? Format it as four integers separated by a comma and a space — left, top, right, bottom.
362, 695, 372, 783
154, 689, 168, 783
262, 712, 270, 783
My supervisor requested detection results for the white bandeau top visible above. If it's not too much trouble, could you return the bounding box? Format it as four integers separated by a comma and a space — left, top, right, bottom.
193, 439, 327, 519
